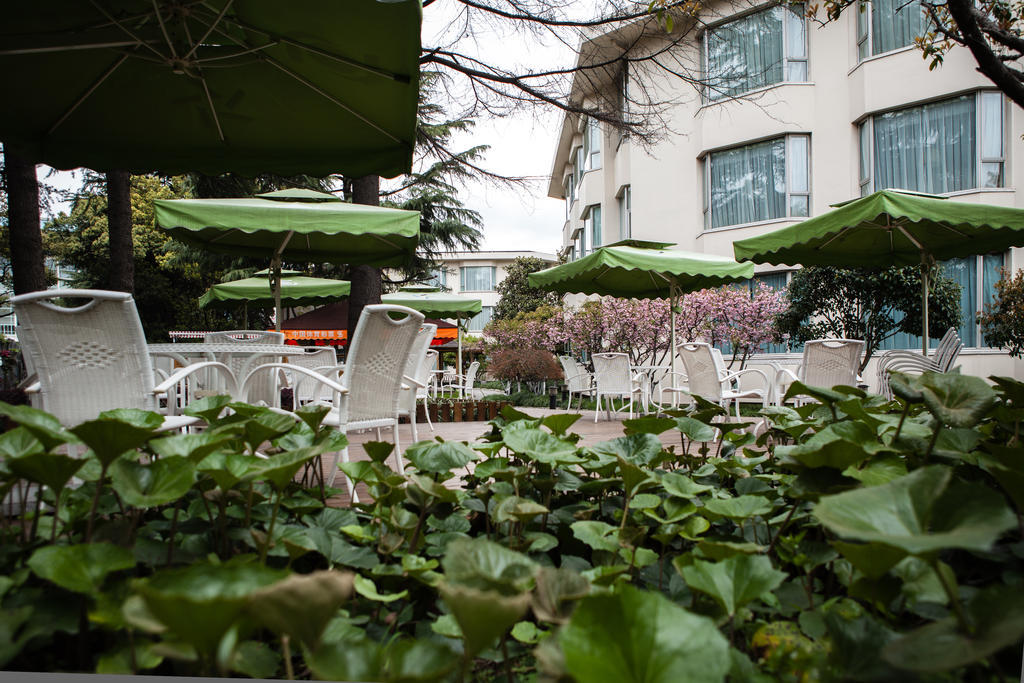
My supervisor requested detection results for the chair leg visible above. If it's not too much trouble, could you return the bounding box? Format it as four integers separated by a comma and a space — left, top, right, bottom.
594, 392, 601, 422
375, 427, 382, 441
423, 398, 434, 432
411, 410, 418, 443
338, 446, 358, 504
393, 421, 404, 474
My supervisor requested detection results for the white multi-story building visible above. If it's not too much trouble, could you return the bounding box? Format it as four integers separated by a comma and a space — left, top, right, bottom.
548, 0, 1024, 384
427, 250, 558, 332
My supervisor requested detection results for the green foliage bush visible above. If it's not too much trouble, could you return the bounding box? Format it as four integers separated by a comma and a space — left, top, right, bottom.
1, 370, 1024, 679
979, 267, 1024, 357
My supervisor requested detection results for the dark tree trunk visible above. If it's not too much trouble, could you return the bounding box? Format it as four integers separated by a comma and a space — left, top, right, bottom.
106, 170, 134, 293
346, 175, 382, 340
3, 146, 46, 294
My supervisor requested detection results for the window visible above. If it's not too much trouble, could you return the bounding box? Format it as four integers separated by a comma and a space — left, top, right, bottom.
585, 205, 602, 249
880, 253, 1005, 349
572, 228, 585, 261
704, 5, 807, 101
704, 134, 810, 229
425, 268, 447, 288
564, 175, 575, 218
617, 62, 630, 141
859, 93, 1005, 196
749, 272, 792, 354
857, 0, 926, 60
584, 117, 602, 170
467, 306, 494, 333
574, 146, 584, 190
619, 186, 632, 240
460, 266, 496, 292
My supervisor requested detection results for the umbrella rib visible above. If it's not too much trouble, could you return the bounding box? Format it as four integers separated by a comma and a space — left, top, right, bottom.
183, 0, 235, 61
193, 41, 278, 63
198, 74, 226, 141
261, 56, 403, 143
151, 0, 179, 60
88, 0, 167, 60
48, 51, 131, 135
0, 41, 149, 56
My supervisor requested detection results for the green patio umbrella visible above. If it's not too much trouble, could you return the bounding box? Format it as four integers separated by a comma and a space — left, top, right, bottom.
199, 275, 351, 327
527, 240, 755, 378
156, 189, 419, 330
732, 189, 1024, 353
381, 286, 483, 391
0, 1, 421, 178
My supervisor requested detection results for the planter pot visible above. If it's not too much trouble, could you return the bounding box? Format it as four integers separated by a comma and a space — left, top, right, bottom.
488, 401, 499, 420
453, 401, 463, 422
416, 403, 427, 423
428, 403, 438, 423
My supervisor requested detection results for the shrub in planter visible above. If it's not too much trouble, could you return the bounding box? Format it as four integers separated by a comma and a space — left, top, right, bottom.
487, 348, 562, 392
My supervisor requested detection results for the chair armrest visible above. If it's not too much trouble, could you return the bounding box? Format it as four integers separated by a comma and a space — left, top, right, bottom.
724, 367, 770, 390
18, 373, 40, 394
240, 363, 347, 403
154, 361, 238, 397
403, 375, 427, 389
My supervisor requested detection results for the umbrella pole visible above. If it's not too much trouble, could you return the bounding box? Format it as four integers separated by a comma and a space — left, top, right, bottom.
270, 231, 295, 333
458, 319, 464, 399
921, 259, 930, 356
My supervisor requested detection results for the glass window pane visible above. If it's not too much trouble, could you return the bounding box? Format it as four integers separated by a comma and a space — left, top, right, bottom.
872, 0, 925, 55
981, 92, 1004, 159
981, 252, 1005, 346
857, 0, 869, 44
786, 61, 807, 82
872, 95, 976, 193
941, 256, 977, 347
786, 6, 807, 59
462, 266, 494, 291
468, 306, 493, 332
859, 122, 870, 182
591, 205, 602, 247
788, 136, 809, 192
790, 194, 809, 216
709, 138, 787, 228
982, 162, 1003, 188
707, 7, 785, 99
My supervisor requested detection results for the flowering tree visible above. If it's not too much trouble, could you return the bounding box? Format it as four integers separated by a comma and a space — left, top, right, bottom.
701, 285, 789, 367
484, 305, 563, 352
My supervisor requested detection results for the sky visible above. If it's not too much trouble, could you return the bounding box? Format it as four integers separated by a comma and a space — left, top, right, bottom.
36, 3, 574, 256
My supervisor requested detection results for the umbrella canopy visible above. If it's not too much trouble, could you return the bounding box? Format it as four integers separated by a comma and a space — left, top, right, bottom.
381, 287, 483, 386
528, 240, 755, 297
0, 1, 421, 178
155, 189, 420, 330
528, 240, 756, 378
732, 189, 1024, 352
198, 275, 350, 309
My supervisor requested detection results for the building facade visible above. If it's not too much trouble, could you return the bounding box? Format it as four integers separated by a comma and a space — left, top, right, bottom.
426, 251, 557, 332
548, 0, 1024, 386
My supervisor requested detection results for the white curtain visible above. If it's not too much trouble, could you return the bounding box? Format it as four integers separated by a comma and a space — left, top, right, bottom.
710, 138, 786, 228
872, 0, 926, 55
707, 8, 784, 98
873, 95, 975, 194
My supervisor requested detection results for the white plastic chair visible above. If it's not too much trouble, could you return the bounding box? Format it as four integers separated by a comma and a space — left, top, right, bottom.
445, 361, 480, 399
676, 343, 769, 420
591, 352, 643, 422
398, 324, 437, 443
283, 347, 340, 406
774, 338, 864, 405
204, 330, 286, 406
559, 355, 595, 411
876, 328, 962, 399
12, 289, 236, 429
240, 304, 424, 497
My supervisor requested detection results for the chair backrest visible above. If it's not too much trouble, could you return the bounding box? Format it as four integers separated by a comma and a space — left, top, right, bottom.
12, 289, 157, 426
561, 356, 590, 392
203, 330, 285, 344
558, 355, 575, 386
676, 343, 723, 401
464, 361, 480, 389
341, 304, 424, 423
592, 353, 633, 394
933, 327, 963, 372
800, 339, 863, 388
418, 350, 439, 398
288, 347, 339, 404
403, 324, 437, 399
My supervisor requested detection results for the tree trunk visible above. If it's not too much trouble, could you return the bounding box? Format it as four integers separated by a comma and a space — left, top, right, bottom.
3, 146, 47, 294
346, 175, 382, 340
107, 170, 134, 293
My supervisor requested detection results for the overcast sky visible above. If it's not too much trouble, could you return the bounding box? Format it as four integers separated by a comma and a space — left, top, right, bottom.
37, 4, 575, 257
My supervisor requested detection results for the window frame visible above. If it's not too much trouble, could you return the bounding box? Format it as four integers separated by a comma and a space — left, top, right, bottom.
858, 91, 1006, 195
583, 117, 602, 171
702, 4, 808, 102
467, 305, 494, 333
619, 186, 632, 240
459, 265, 497, 292
856, 0, 926, 61
585, 204, 603, 249
703, 133, 812, 231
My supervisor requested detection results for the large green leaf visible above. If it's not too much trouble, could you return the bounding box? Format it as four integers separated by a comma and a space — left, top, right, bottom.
197, 451, 264, 490
28, 543, 135, 595
813, 465, 1016, 555
404, 440, 476, 473
438, 582, 530, 658
148, 431, 235, 463
183, 395, 232, 423
702, 495, 774, 521
305, 638, 382, 682
441, 537, 537, 595
918, 371, 997, 428
501, 423, 581, 465
542, 412, 582, 436
7, 450, 83, 493
109, 456, 195, 508
660, 472, 713, 498
882, 585, 1024, 672
247, 570, 353, 650
571, 520, 621, 553
252, 447, 320, 490
560, 585, 730, 683
71, 413, 162, 467
622, 416, 676, 435
0, 427, 44, 459
385, 638, 459, 683
135, 562, 287, 657
532, 566, 590, 624
678, 554, 787, 617
0, 402, 77, 451
775, 421, 889, 470
673, 416, 717, 442
589, 433, 663, 466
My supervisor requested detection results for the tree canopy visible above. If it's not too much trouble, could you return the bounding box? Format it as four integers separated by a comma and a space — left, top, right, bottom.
493, 256, 561, 320
776, 265, 963, 372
